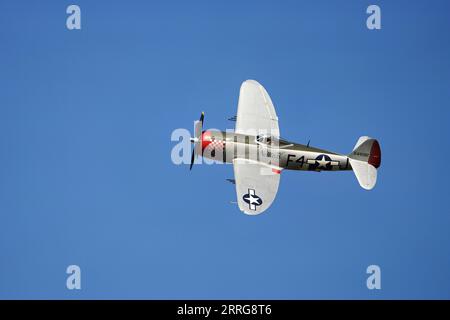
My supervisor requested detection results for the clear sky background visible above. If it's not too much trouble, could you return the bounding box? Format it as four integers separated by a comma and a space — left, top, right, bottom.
1, 0, 449, 299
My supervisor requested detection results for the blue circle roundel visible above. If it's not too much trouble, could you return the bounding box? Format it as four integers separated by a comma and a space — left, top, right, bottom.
242, 189, 263, 210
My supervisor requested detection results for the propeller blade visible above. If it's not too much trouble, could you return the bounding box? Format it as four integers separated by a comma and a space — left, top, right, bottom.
190, 112, 204, 171
189, 146, 195, 170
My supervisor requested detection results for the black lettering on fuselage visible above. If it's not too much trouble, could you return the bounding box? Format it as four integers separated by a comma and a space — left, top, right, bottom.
287, 154, 296, 167
286, 154, 305, 168
296, 155, 305, 167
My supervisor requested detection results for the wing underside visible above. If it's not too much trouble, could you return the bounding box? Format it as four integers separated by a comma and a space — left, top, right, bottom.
235, 80, 280, 137
233, 158, 280, 215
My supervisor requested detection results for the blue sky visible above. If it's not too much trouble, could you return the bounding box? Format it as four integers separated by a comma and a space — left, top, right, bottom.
1, 0, 450, 299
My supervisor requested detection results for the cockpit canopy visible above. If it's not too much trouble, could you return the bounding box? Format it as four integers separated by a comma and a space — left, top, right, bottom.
256, 135, 291, 147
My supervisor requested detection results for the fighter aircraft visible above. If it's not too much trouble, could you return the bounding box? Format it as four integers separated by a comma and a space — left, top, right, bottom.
189, 80, 381, 215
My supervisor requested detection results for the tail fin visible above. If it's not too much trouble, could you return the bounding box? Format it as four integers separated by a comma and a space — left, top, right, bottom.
348, 136, 381, 190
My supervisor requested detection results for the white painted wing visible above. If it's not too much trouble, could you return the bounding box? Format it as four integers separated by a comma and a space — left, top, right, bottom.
235, 80, 280, 137
233, 158, 280, 215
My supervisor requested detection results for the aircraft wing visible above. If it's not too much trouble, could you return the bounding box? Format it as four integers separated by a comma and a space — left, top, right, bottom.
235, 80, 280, 137
233, 158, 280, 215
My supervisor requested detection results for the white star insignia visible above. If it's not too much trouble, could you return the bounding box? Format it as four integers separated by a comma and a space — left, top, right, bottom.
247, 194, 260, 204
316, 155, 330, 169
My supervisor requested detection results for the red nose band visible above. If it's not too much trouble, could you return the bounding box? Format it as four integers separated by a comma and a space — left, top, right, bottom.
201, 131, 212, 151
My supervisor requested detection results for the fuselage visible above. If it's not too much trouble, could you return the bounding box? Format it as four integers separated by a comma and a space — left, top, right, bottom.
200, 130, 352, 172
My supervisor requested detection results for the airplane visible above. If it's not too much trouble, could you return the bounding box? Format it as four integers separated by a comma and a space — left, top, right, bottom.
189, 80, 381, 215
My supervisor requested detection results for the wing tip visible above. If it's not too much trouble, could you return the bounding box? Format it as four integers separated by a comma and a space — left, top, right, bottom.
242, 79, 261, 88
242, 210, 264, 216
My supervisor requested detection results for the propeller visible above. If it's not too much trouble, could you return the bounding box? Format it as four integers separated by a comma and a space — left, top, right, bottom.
189, 112, 204, 170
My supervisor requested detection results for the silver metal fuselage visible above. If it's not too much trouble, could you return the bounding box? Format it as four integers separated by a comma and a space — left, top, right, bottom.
202, 130, 352, 172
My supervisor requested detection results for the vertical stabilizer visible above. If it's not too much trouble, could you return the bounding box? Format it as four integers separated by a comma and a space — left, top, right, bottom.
348, 137, 381, 190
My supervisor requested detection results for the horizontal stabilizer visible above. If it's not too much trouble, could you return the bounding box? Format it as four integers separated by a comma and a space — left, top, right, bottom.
349, 159, 377, 190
